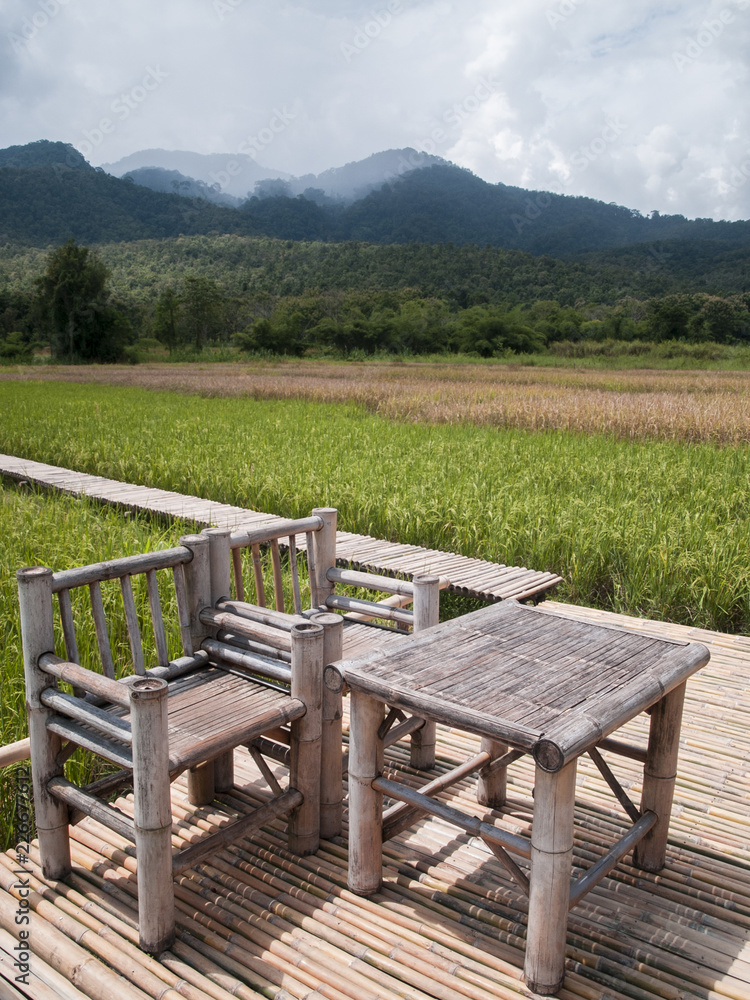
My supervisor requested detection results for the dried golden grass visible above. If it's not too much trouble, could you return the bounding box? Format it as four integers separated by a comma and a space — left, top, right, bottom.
3, 361, 750, 444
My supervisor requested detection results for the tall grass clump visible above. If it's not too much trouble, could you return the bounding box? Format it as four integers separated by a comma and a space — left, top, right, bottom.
0, 381, 747, 638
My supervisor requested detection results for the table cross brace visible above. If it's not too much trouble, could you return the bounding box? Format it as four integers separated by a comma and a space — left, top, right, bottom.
588, 746, 641, 823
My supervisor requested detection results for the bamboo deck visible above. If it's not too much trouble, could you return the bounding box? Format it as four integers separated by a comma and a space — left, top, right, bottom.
0, 454, 562, 603
2, 602, 749, 1000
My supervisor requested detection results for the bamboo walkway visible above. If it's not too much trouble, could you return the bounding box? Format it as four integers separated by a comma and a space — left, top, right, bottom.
0, 454, 562, 602
2, 603, 749, 1000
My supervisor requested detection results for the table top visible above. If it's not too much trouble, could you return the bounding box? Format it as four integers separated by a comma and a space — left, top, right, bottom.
338, 600, 710, 771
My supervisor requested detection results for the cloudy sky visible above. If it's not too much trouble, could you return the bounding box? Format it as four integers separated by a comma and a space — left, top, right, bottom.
2, 0, 749, 220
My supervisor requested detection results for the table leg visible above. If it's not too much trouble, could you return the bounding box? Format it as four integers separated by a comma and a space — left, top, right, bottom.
477, 737, 508, 808
524, 759, 577, 996
348, 689, 385, 895
634, 681, 687, 873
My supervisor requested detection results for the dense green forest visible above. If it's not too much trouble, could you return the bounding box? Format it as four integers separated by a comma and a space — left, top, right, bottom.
1, 235, 748, 361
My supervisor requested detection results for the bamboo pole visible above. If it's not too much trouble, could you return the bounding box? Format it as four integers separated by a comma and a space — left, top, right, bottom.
130, 675, 175, 954
0, 737, 30, 768
310, 508, 337, 609
181, 534, 217, 807
309, 612, 344, 839
524, 758, 577, 995
407, 574, 440, 771
17, 565, 71, 880
288, 622, 324, 856
204, 527, 235, 793
0, 889, 153, 1000
634, 682, 687, 873
477, 738, 509, 809
348, 689, 385, 896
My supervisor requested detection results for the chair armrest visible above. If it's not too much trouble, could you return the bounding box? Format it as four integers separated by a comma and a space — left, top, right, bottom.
38, 653, 131, 708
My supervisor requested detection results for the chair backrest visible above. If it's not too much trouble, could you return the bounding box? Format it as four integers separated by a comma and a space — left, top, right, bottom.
206, 509, 335, 615
46, 537, 209, 680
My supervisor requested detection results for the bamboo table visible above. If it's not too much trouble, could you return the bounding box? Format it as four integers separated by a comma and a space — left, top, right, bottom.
337, 600, 710, 995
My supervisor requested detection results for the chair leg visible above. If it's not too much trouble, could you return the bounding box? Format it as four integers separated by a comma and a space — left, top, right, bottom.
289, 622, 324, 855
214, 750, 235, 792
130, 678, 174, 954
17, 567, 71, 880
310, 612, 344, 840
188, 760, 216, 806
409, 574, 441, 770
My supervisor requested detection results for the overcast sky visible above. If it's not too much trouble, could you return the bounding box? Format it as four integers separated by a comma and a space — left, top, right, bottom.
2, 0, 749, 220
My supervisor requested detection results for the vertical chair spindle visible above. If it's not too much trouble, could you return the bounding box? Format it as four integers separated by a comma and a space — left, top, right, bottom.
204, 527, 235, 791
251, 544, 266, 606
271, 539, 284, 612
231, 546, 245, 602
89, 580, 116, 678
288, 534, 302, 614
120, 574, 146, 675
146, 569, 170, 667
58, 588, 79, 664
310, 611, 344, 839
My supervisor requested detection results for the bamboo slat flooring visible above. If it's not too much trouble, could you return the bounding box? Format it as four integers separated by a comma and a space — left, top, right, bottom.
2, 604, 749, 1000
0, 454, 562, 603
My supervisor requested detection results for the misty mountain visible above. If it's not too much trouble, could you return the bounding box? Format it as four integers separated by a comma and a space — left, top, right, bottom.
1, 141, 749, 275
105, 146, 446, 204
282, 148, 446, 202
101, 148, 285, 200
122, 167, 241, 207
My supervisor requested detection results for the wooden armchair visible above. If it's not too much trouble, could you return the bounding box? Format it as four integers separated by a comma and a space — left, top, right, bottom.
199, 508, 445, 839
18, 529, 325, 956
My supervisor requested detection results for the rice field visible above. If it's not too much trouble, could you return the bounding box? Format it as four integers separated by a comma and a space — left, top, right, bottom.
3, 359, 750, 443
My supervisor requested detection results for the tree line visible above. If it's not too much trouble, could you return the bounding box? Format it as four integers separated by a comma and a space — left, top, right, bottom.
1, 239, 748, 363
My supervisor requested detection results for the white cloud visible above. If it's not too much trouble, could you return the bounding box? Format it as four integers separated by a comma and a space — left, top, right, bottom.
0, 0, 748, 219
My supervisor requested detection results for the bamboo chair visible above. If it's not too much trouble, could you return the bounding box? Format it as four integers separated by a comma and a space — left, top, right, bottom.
18, 526, 326, 956
199, 509, 445, 840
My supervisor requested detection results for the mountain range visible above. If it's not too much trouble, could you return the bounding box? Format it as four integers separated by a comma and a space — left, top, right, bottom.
1, 141, 749, 283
